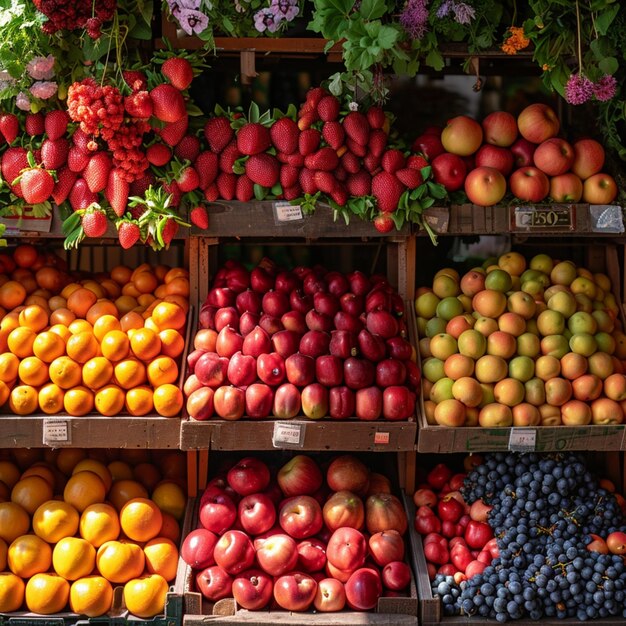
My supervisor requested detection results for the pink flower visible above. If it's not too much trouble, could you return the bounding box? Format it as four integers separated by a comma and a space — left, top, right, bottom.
16, 92, 31, 111
565, 73, 593, 105
592, 75, 617, 102
29, 81, 58, 100
26, 55, 56, 80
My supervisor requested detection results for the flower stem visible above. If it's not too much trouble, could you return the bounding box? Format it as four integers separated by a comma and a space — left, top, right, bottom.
575, 0, 583, 74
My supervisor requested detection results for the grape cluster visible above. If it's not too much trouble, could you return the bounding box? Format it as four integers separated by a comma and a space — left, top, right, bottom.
432, 453, 626, 621
33, 0, 116, 36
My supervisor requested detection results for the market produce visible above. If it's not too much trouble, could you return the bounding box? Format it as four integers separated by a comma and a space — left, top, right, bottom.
181, 453, 411, 612
415, 453, 626, 621
416, 251, 625, 427
0, 244, 187, 417
0, 447, 186, 617
185, 257, 420, 421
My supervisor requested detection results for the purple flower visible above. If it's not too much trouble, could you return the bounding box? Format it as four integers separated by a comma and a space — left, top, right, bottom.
29, 81, 58, 100
168, 0, 201, 17
16, 92, 31, 111
400, 0, 429, 40
565, 73, 593, 105
26, 55, 56, 80
436, 0, 452, 18
272, 0, 299, 22
254, 7, 281, 33
452, 1, 475, 25
177, 8, 209, 35
593, 75, 617, 102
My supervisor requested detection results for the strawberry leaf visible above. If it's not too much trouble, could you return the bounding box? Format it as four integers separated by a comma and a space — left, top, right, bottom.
248, 101, 260, 124
253, 184, 267, 201
31, 201, 52, 218
232, 156, 248, 175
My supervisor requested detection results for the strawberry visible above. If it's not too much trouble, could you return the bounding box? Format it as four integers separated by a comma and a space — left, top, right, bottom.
407, 154, 429, 170
237, 123, 271, 156
162, 180, 182, 207
346, 170, 372, 196
396, 168, 422, 189
41, 138, 69, 169
124, 91, 153, 119
329, 186, 347, 206
270, 117, 299, 154
174, 135, 201, 162
366, 106, 386, 130
129, 172, 155, 197
71, 128, 92, 153
236, 174, 255, 202
313, 171, 337, 194
335, 165, 347, 182
162, 57, 194, 91
299, 168, 318, 195
194, 151, 219, 190
219, 142, 242, 173
372, 171, 405, 213
2, 147, 28, 191
373, 212, 394, 233
368, 129, 388, 157
150, 84, 186, 123
123, 70, 148, 91
44, 110, 69, 140
157, 115, 189, 147
84, 152, 112, 193
105, 168, 130, 216
117, 221, 140, 249
67, 146, 90, 173
304, 87, 327, 109
346, 138, 367, 158
161, 219, 179, 246
343, 111, 370, 146
283, 184, 302, 201
304, 147, 339, 171
146, 143, 172, 167
245, 153, 279, 187
280, 165, 300, 189
298, 129, 320, 156
317, 95, 340, 122
204, 117, 234, 153
81, 207, 108, 238
176, 165, 200, 192
204, 183, 219, 202
69, 178, 97, 211
381, 149, 406, 174
322, 121, 345, 150
21, 168, 55, 204
0, 113, 19, 144
297, 109, 318, 131
363, 153, 381, 173
277, 152, 305, 167
52, 167, 77, 205
341, 152, 361, 174
216, 172, 237, 200
190, 206, 209, 230
25, 113, 45, 136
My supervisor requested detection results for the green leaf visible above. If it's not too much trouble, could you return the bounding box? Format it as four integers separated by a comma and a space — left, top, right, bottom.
598, 56, 618, 75
248, 101, 260, 123
595, 5, 619, 36
359, 0, 387, 20
253, 184, 267, 201
425, 50, 445, 71
376, 25, 398, 49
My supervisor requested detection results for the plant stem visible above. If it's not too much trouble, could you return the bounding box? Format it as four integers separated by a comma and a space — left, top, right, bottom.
575, 0, 583, 74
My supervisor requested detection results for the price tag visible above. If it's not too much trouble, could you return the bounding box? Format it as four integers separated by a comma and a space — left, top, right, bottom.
43, 419, 71, 446
272, 422, 305, 448
274, 202, 304, 223
508, 428, 536, 452
374, 432, 390, 445
511, 205, 574, 232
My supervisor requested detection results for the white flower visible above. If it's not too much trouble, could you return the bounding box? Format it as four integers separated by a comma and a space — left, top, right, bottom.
348, 102, 359, 111
30, 81, 58, 100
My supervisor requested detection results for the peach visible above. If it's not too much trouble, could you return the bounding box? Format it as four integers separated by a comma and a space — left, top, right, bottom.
508, 355, 535, 382
507, 291, 536, 320
535, 355, 561, 382
512, 403, 541, 427
432, 273, 460, 298
498, 252, 526, 277
544, 377, 572, 407
434, 398, 466, 427
560, 399, 592, 426
603, 373, 626, 402
478, 403, 513, 427
560, 352, 588, 380
474, 355, 508, 384
478, 383, 495, 407
591, 397, 623, 425
572, 374, 603, 402
524, 377, 546, 406
493, 378, 525, 407
443, 354, 475, 380
537, 309, 565, 336
460, 271, 486, 297
457, 329, 487, 359
497, 312, 526, 337
486, 331, 516, 359
423, 399, 437, 425
430, 377, 455, 403
539, 403, 562, 426
540, 335, 570, 359
472, 290, 507, 319
588, 351, 614, 380
516, 333, 540, 358
473, 316, 499, 337
465, 406, 479, 426
429, 333, 459, 361
446, 314, 475, 339
452, 377, 483, 408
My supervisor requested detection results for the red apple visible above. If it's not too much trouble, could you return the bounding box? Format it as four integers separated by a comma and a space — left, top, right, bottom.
469, 499, 493, 523
216, 325, 244, 358
327, 455, 370, 495
465, 560, 487, 579
357, 329, 387, 362
464, 166, 506, 206
383, 386, 415, 420
241, 325, 272, 357
344, 357, 375, 390
206, 287, 236, 308
195, 565, 233, 601
606, 531, 626, 555
334, 311, 364, 333
272, 383, 301, 419
314, 291, 340, 317
199, 486, 237, 534
329, 386, 356, 419
259, 313, 284, 336
441, 115, 483, 156
464, 520, 494, 549
510, 137, 536, 168
437, 494, 464, 523
254, 533, 299, 576
213, 529, 255, 574
227, 457, 271, 496
344, 567, 382, 610
238, 493, 276, 536
226, 351, 257, 387
385, 336, 413, 361
517, 103, 560, 144
509, 166, 550, 202
214, 307, 240, 332
571, 138, 605, 179
411, 133, 445, 160
301, 382, 329, 419
281, 310, 307, 335
365, 492, 408, 535
315, 355, 344, 387
533, 137, 575, 176
289, 289, 313, 313
382, 561, 411, 591
213, 385, 246, 420
414, 509, 442, 535
481, 111, 518, 147
239, 311, 260, 336
451, 543, 473, 572
413, 488, 437, 508
195, 352, 229, 388
271, 330, 300, 359
550, 172, 583, 202
181, 528, 218, 569
256, 352, 285, 386
329, 330, 358, 359
431, 153, 467, 192
474, 144, 514, 176
231, 569, 273, 610
376, 358, 407, 387
314, 577, 346, 611
285, 353, 315, 387
369, 530, 405, 567
423, 533, 449, 565
250, 267, 274, 293
297, 537, 327, 572
273, 572, 318, 611
355, 386, 383, 421
277, 454, 324, 497
347, 271, 371, 296
186, 386, 214, 421
305, 309, 334, 333
225, 265, 250, 292
323, 490, 365, 531
235, 290, 262, 315
340, 292, 364, 316
262, 290, 290, 318
299, 330, 331, 358
326, 527, 367, 572
279, 495, 324, 539
583, 172, 618, 204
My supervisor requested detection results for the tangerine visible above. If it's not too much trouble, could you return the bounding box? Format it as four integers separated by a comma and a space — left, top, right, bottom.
107, 461, 133, 482
48, 324, 72, 342
119, 497, 163, 542
151, 482, 186, 521
35, 266, 65, 292
33, 330, 66, 363
13, 244, 38, 268
164, 277, 189, 298
9, 385, 39, 415
125, 386, 154, 416
32, 500, 80, 543
0, 461, 20, 489
18, 304, 49, 332
120, 311, 145, 332
67, 288, 98, 318
52, 536, 96, 580
66, 331, 100, 364
110, 265, 133, 285
79, 503, 120, 547
153, 384, 183, 417
24, 572, 70, 614
100, 279, 121, 299
38, 383, 65, 414
71, 460, 112, 492
82, 357, 114, 390
133, 463, 161, 492
20, 463, 55, 486
0, 380, 10, 405
94, 385, 125, 417
147, 356, 179, 387
0, 502, 30, 543
133, 272, 158, 295
7, 534, 52, 577
123, 574, 168, 618
100, 330, 130, 361
18, 356, 49, 387
0, 281, 27, 309
158, 329, 184, 359
11, 474, 53, 514
7, 326, 36, 358
114, 358, 147, 389
115, 295, 139, 315
63, 471, 106, 512
143, 537, 178, 581
159, 513, 181, 544
93, 315, 121, 342
64, 386, 94, 417
164, 267, 188, 283
49, 356, 82, 389
55, 448, 87, 475
49, 307, 75, 326
67, 319, 93, 335
86, 301, 119, 326
108, 480, 149, 512
96, 540, 145, 583
0, 352, 19, 382
0, 572, 24, 612
69, 576, 113, 617
129, 328, 161, 361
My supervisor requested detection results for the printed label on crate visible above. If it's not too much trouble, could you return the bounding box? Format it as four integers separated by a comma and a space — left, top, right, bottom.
272, 421, 305, 448
511, 205, 574, 231
374, 431, 390, 445
43, 419, 71, 445
274, 202, 304, 223
508, 428, 536, 452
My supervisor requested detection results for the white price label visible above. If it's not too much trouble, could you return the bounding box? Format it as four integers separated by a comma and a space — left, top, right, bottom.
508, 428, 536, 452
374, 432, 390, 445
272, 422, 305, 448
274, 202, 304, 222
43, 419, 71, 446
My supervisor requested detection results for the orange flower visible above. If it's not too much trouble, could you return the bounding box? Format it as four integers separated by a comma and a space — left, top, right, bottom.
501, 26, 530, 55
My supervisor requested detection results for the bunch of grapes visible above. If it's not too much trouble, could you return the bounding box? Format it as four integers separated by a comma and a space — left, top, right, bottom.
433, 452, 626, 622
33, 0, 117, 37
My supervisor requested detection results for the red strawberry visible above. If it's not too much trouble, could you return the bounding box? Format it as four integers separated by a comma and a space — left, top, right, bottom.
346, 170, 372, 196
125, 91, 153, 119
82, 208, 108, 238
395, 168, 422, 189
298, 129, 320, 156
67, 146, 90, 173
44, 110, 69, 140
322, 121, 345, 150
157, 115, 189, 147
299, 168, 318, 194
236, 174, 255, 201
105, 168, 130, 216
270, 118, 299, 154
245, 153, 279, 187
277, 152, 305, 167
21, 169, 55, 204
313, 171, 337, 194
343, 111, 370, 146
346, 138, 367, 158
71, 128, 92, 152
118, 221, 141, 249
341, 152, 361, 174
146, 143, 172, 167
371, 171, 405, 212
41, 138, 69, 169
366, 106, 386, 130
190, 206, 209, 230
52, 167, 77, 205
297, 109, 318, 131
237, 123, 271, 156
216, 173, 237, 200
204, 183, 219, 202
0, 113, 19, 144
280, 165, 300, 189
204, 117, 234, 153
123, 70, 148, 91
304, 147, 339, 171
368, 129, 388, 157
283, 184, 302, 200
161, 219, 179, 246
162, 180, 182, 206
194, 151, 219, 190
162, 57, 194, 91
363, 153, 381, 173
69, 178, 97, 211
317, 95, 340, 122
150, 84, 186, 123
174, 135, 201, 162
373, 212, 394, 233
305, 87, 327, 108
381, 149, 406, 174
84, 152, 112, 193
129, 172, 155, 196
176, 165, 200, 192
219, 142, 242, 173
335, 164, 347, 182
407, 154, 429, 170
2, 147, 28, 190
329, 186, 347, 206
25, 113, 45, 136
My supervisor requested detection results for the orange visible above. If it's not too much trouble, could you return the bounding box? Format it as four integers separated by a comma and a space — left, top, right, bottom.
158, 329, 184, 359
9, 384, 39, 415
151, 301, 186, 331
164, 276, 189, 298
133, 464, 161, 492
21, 463, 55, 486
164, 294, 190, 313
147, 356, 179, 387
0, 312, 20, 331
133, 272, 158, 295
32, 500, 80, 543
114, 358, 147, 389
24, 294, 51, 311
108, 480, 149, 512
82, 357, 114, 390
0, 281, 27, 309
120, 311, 145, 332
7, 326, 36, 358
119, 497, 163, 542
49, 356, 82, 389
153, 384, 183, 418
18, 356, 49, 387
100, 279, 121, 299
0, 380, 10, 405
64, 386, 94, 417
48, 324, 72, 342
122, 283, 141, 298
0, 327, 9, 353
110, 265, 133, 285
115, 295, 139, 315
123, 574, 168, 618
0, 572, 25, 612
143, 316, 160, 332
18, 304, 49, 332
0, 481, 9, 501
12, 269, 36, 294
33, 330, 66, 363
164, 267, 188, 283
0, 502, 30, 543
56, 448, 87, 475
119, 450, 151, 464
7, 534, 52, 577
159, 513, 181, 544
96, 540, 145, 583
93, 315, 121, 342
12, 448, 44, 469
143, 537, 178, 581
39, 383, 65, 414
52, 536, 96, 580
125, 386, 154, 416
0, 352, 19, 382
67, 288, 98, 318
0, 537, 6, 570
137, 294, 156, 308
0, 461, 20, 489
13, 244, 38, 268
79, 503, 120, 547
151, 481, 186, 521
35, 266, 65, 292
11, 474, 53, 514
50, 307, 75, 326
63, 471, 106, 512
154, 265, 170, 282
68, 319, 93, 335
100, 330, 130, 362
72, 460, 112, 492
69, 575, 113, 617
94, 385, 125, 417
86, 300, 119, 326
48, 295, 67, 311
24, 572, 70, 614
82, 281, 105, 299
129, 328, 161, 361
107, 461, 133, 482
66, 331, 100, 364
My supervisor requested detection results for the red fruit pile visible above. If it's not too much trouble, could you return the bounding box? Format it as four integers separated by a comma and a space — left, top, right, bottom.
185, 257, 420, 421
181, 453, 411, 612
33, 0, 117, 37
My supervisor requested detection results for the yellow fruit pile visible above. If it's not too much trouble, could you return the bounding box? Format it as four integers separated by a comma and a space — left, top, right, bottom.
0, 448, 186, 617
0, 244, 188, 417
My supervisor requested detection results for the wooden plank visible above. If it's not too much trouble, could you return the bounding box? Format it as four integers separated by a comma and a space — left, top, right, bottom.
186, 451, 198, 498
184, 612, 418, 625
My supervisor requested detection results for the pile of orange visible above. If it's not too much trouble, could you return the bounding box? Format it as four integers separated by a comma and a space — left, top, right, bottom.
0, 245, 187, 417
0, 447, 187, 617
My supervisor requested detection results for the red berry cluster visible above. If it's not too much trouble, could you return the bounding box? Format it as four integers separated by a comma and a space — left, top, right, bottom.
33, 0, 117, 37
